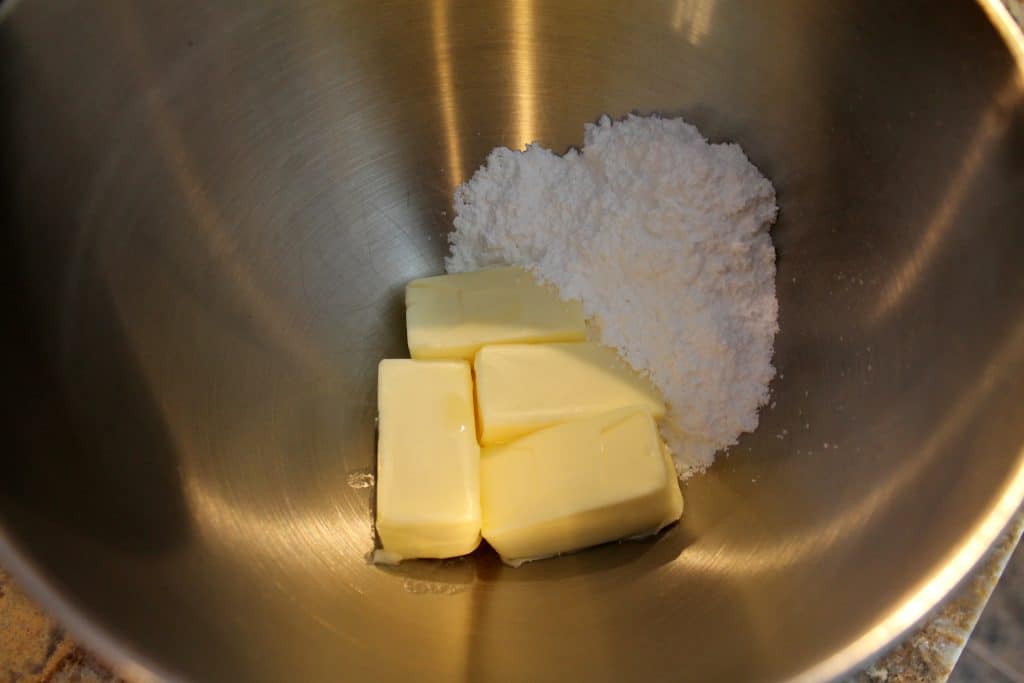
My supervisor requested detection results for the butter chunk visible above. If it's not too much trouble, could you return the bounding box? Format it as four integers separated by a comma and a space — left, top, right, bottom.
474, 342, 665, 445
480, 409, 683, 566
376, 359, 481, 561
406, 267, 585, 360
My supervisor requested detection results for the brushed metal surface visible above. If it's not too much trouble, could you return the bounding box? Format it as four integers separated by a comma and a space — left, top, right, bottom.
2, 1, 1024, 681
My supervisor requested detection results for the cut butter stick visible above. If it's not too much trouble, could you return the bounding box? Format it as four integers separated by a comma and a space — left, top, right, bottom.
405, 267, 585, 361
480, 408, 683, 566
474, 342, 665, 445
375, 359, 481, 561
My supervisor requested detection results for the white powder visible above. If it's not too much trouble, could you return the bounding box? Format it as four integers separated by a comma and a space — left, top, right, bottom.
446, 115, 778, 475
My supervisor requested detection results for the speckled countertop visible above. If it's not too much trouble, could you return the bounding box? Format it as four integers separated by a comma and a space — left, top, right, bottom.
846, 509, 1024, 683
0, 566, 119, 683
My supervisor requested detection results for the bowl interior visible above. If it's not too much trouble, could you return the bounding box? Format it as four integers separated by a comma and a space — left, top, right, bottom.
2, 1, 1024, 681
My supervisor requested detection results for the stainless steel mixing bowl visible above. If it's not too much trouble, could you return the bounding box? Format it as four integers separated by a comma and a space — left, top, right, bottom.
2, 1, 1024, 681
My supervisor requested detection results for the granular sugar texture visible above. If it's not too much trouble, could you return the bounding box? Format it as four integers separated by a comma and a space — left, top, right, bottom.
447, 115, 778, 475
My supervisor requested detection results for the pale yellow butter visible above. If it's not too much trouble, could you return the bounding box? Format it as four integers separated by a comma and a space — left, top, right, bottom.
375, 359, 481, 561
474, 342, 665, 445
480, 408, 683, 566
405, 267, 586, 360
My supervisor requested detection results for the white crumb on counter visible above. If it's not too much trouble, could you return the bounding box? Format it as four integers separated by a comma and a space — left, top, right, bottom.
446, 114, 778, 475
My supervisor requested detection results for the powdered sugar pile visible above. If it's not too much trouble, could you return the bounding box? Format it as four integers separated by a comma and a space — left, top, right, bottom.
446, 115, 778, 475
